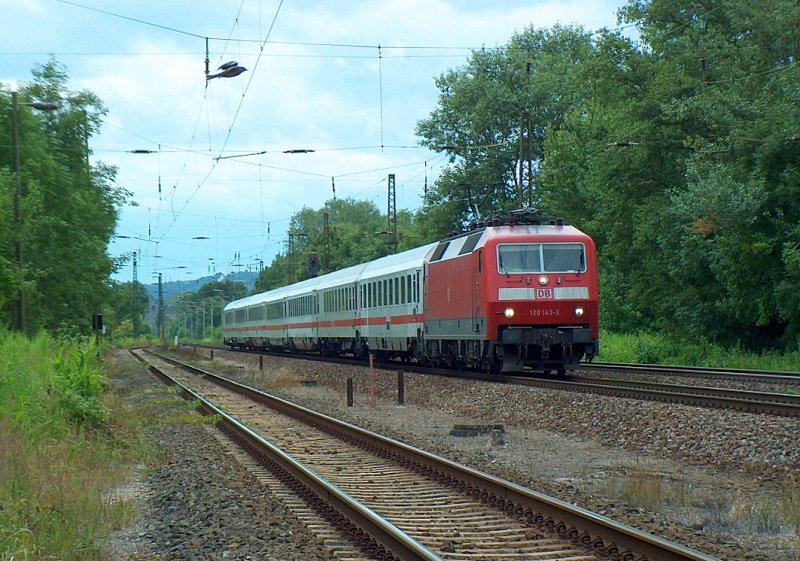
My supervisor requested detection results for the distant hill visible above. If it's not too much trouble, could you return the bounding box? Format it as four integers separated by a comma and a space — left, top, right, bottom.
145, 271, 258, 307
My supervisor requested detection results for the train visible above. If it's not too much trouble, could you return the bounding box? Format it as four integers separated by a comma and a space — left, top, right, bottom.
222, 209, 599, 374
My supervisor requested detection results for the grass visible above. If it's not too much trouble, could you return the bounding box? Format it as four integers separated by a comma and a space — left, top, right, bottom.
611, 466, 800, 536
598, 330, 800, 372
0, 331, 149, 561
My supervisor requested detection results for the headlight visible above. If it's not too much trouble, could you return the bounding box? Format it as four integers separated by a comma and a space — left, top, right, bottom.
574, 306, 585, 317
538, 275, 550, 286
503, 307, 515, 318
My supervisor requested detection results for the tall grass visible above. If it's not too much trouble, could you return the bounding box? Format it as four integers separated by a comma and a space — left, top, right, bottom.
0, 331, 132, 561
598, 330, 800, 372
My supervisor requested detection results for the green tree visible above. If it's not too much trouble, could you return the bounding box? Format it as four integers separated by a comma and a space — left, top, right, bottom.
541, 0, 800, 349
415, 25, 596, 236
167, 280, 247, 340
0, 58, 129, 334
254, 198, 428, 291
106, 280, 150, 339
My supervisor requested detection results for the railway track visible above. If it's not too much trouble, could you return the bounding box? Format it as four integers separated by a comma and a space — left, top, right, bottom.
587, 362, 800, 385
134, 347, 723, 561
188, 344, 800, 417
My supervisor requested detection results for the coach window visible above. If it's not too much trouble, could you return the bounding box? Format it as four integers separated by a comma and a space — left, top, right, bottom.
388, 278, 394, 306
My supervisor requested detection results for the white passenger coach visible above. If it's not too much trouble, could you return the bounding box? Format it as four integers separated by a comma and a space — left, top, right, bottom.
222, 242, 438, 359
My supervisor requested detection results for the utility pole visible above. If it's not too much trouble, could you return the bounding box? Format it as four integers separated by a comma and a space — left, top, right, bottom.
131, 251, 140, 338
322, 211, 331, 272
518, 111, 532, 208
11, 92, 24, 332
157, 273, 164, 340
10, 91, 58, 332
387, 173, 397, 254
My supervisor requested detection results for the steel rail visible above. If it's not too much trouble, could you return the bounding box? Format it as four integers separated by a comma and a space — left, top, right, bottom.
586, 362, 800, 384
137, 351, 442, 561
186, 345, 800, 417
185, 343, 800, 416
518, 376, 800, 417
146, 348, 723, 561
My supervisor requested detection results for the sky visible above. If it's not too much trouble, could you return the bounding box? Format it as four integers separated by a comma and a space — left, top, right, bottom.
2, 0, 627, 286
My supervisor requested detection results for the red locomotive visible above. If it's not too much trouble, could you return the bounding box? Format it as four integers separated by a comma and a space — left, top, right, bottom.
223, 209, 599, 374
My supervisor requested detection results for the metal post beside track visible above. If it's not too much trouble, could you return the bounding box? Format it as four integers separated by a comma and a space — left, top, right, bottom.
347, 378, 354, 407
369, 353, 376, 408
397, 371, 405, 405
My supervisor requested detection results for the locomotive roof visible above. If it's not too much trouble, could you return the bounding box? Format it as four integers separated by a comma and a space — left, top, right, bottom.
428, 224, 589, 263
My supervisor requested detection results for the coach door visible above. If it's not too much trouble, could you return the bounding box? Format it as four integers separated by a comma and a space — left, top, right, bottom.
311, 289, 320, 343
350, 282, 359, 337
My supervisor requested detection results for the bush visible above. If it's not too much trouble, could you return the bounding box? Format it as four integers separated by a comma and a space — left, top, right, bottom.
0, 331, 120, 560
599, 330, 800, 371
50, 337, 109, 428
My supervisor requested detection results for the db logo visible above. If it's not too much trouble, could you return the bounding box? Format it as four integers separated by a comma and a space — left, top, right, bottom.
536, 288, 553, 299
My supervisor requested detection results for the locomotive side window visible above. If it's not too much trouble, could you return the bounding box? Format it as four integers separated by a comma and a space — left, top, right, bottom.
430, 241, 449, 261
497, 243, 586, 273
459, 232, 483, 255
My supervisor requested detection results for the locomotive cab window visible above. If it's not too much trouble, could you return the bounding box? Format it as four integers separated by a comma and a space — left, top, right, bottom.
497, 243, 586, 273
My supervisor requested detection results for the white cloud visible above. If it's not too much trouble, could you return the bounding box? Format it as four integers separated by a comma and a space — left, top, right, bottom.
3, 0, 623, 280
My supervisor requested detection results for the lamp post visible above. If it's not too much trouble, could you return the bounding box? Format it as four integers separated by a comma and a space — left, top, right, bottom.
11, 91, 59, 332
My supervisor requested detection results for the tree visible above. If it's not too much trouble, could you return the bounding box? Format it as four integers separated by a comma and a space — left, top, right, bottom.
415, 25, 597, 236
167, 280, 247, 340
254, 198, 428, 291
106, 280, 150, 339
541, 0, 800, 349
0, 58, 129, 334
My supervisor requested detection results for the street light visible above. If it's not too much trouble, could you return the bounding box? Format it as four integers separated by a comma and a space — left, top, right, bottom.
11, 91, 59, 332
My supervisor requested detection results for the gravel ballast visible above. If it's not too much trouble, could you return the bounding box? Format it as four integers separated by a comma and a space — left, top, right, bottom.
107, 347, 800, 561
104, 350, 330, 561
